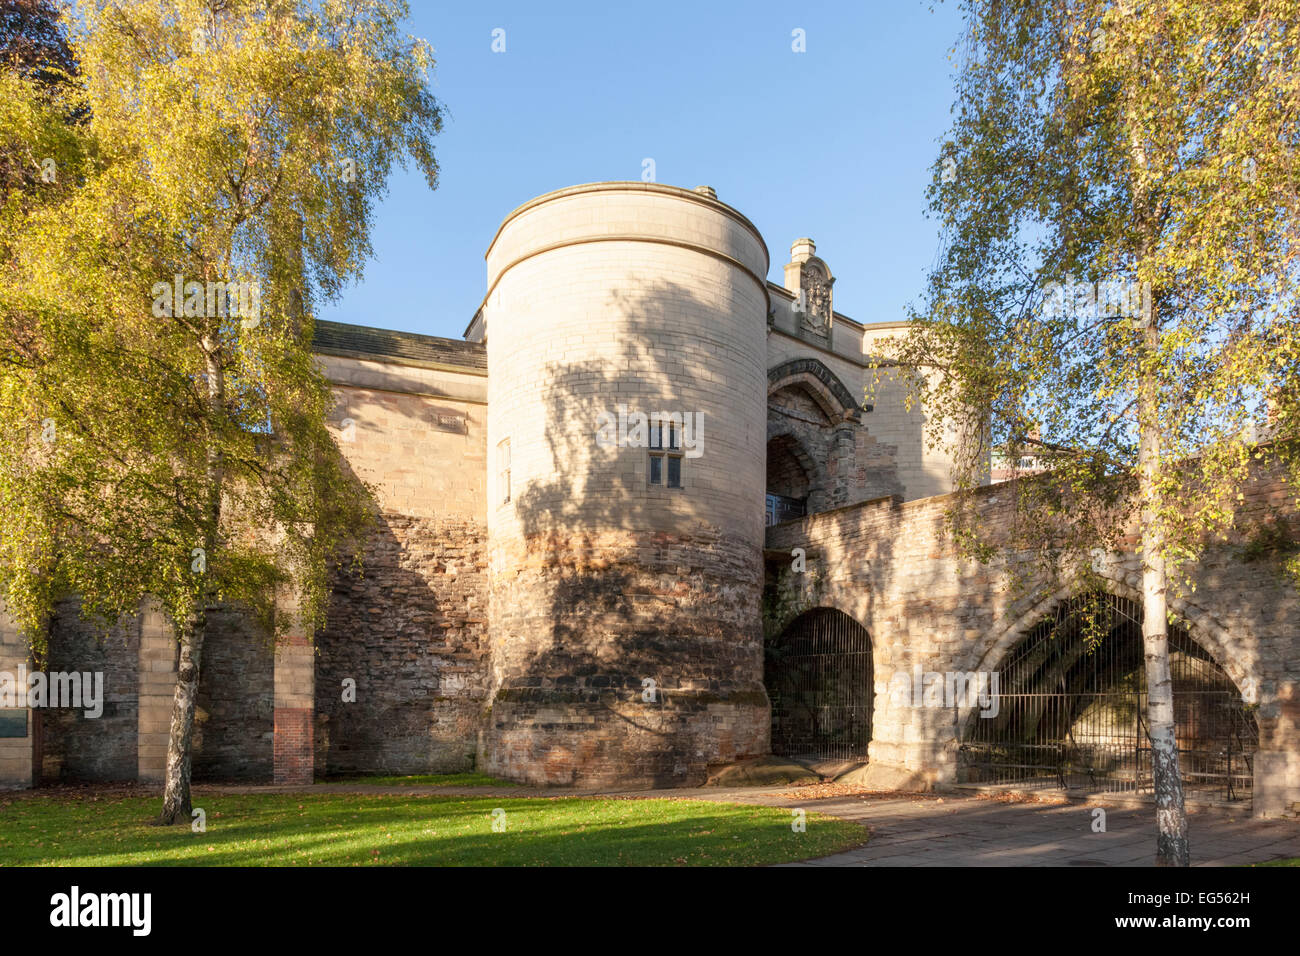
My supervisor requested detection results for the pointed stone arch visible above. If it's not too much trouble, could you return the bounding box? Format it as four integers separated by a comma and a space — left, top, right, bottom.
766, 606, 874, 762
967, 571, 1253, 701
767, 358, 862, 424
957, 581, 1259, 801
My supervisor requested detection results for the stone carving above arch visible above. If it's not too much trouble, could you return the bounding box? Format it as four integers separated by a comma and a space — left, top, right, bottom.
783, 238, 834, 339
767, 357, 862, 424
797, 260, 833, 337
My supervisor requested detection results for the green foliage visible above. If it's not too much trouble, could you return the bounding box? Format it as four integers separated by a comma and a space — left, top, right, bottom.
0, 1, 441, 648
872, 0, 1300, 595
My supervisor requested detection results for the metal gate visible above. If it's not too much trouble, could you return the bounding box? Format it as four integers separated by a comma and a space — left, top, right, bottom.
766, 608, 873, 762
958, 594, 1257, 800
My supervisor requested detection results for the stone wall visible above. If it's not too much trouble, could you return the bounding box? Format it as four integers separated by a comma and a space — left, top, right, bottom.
40, 601, 139, 783
764, 465, 1300, 818
0, 334, 493, 789
764, 283, 909, 509
314, 513, 488, 776
318, 355, 487, 519
191, 607, 275, 782
766, 378, 903, 511
5, 599, 276, 785
0, 603, 33, 787
485, 527, 768, 787
312, 341, 490, 778
3, 532, 487, 787
859, 324, 967, 501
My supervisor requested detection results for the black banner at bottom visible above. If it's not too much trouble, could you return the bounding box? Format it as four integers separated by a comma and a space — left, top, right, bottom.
0, 863, 1285, 943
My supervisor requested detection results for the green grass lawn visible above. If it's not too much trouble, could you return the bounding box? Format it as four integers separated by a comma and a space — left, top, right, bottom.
0, 791, 866, 866
322, 772, 518, 788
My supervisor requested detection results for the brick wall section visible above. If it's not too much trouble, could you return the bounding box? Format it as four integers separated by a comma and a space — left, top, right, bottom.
764, 465, 1300, 818
274, 707, 313, 784
274, 632, 315, 785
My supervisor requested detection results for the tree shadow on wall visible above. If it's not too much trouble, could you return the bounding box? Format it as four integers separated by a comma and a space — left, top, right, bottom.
499, 278, 769, 767
313, 410, 491, 779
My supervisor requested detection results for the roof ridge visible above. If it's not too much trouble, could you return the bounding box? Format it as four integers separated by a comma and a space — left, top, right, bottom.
312, 319, 486, 371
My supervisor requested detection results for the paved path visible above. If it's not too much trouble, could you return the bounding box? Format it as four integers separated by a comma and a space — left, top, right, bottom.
187, 781, 1300, 867
664, 788, 1300, 867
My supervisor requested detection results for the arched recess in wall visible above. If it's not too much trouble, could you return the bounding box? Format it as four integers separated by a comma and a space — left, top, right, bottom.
766, 357, 860, 523
956, 592, 1257, 802
765, 432, 819, 523
765, 607, 873, 764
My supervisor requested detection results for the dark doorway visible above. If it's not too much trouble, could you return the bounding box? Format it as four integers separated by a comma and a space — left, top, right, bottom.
766, 608, 873, 762
765, 434, 810, 525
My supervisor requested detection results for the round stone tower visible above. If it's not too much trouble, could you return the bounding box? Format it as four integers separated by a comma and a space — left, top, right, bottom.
480, 182, 771, 787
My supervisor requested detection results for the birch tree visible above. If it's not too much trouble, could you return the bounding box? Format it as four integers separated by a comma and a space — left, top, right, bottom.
876, 0, 1300, 865
0, 0, 441, 822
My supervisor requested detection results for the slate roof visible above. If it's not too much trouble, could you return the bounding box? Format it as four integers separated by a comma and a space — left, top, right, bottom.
312, 320, 486, 372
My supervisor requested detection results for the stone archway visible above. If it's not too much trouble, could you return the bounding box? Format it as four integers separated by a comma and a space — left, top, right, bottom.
765, 607, 873, 763
767, 358, 862, 424
967, 569, 1258, 705
957, 592, 1258, 802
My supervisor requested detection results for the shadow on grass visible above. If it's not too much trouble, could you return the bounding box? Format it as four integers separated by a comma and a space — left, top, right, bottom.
0, 793, 867, 867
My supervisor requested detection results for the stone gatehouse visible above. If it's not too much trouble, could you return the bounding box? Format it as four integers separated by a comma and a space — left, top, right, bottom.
1, 182, 1296, 818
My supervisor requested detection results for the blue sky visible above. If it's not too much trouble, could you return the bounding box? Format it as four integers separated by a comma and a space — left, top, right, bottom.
319, 0, 967, 340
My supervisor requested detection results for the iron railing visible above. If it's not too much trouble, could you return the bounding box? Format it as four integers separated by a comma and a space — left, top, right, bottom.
958, 594, 1257, 800
766, 493, 807, 526
767, 607, 873, 762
